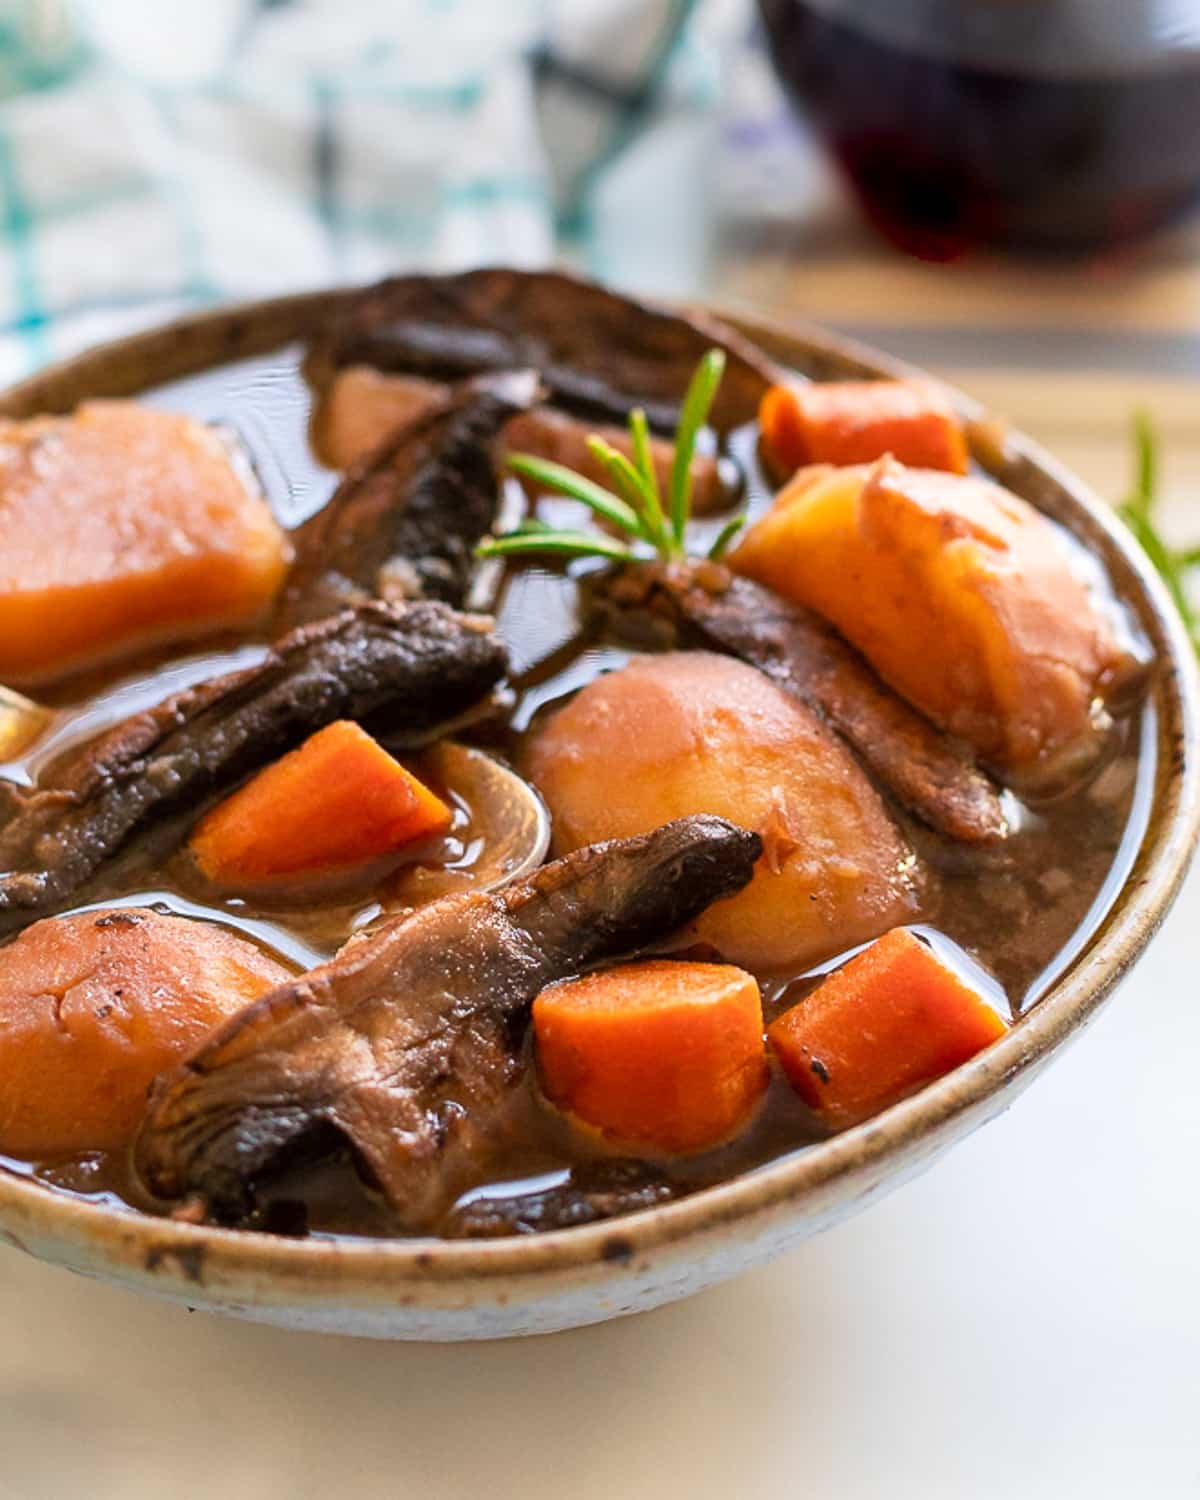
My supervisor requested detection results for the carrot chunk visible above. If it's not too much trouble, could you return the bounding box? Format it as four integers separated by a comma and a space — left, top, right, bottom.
533, 959, 768, 1154
190, 720, 452, 886
767, 928, 1008, 1130
0, 401, 289, 684
760, 379, 968, 477
0, 909, 290, 1157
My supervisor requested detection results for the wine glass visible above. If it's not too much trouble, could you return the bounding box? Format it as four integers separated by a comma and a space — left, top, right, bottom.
757, 0, 1200, 259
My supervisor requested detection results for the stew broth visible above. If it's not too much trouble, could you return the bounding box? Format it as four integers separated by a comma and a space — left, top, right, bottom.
0, 347, 1155, 1236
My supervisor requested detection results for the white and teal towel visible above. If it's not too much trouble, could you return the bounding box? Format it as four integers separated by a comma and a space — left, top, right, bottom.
0, 0, 738, 383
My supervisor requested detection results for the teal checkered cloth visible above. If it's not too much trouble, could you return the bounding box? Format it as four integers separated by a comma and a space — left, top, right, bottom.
0, 0, 729, 382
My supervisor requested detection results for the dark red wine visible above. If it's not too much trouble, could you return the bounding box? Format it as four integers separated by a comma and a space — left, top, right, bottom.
758, 0, 1200, 259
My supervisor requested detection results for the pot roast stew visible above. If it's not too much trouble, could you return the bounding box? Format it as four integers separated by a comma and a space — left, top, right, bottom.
0, 271, 1155, 1239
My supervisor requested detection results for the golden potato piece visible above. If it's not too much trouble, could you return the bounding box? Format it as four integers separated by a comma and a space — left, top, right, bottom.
0, 684, 48, 760
731, 458, 1134, 776
311, 366, 447, 470
527, 652, 917, 974
0, 401, 289, 684
0, 908, 291, 1157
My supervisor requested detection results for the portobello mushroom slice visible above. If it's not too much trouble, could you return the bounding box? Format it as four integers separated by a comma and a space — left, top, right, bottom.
443, 1160, 676, 1238
0, 601, 507, 931
602, 566, 1008, 845
134, 814, 762, 1231
283, 368, 541, 624
305, 267, 779, 433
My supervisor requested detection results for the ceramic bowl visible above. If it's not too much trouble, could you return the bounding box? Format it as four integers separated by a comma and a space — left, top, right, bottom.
0, 291, 1196, 1339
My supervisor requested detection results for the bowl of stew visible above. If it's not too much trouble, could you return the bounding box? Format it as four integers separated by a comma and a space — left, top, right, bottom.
0, 272, 1194, 1340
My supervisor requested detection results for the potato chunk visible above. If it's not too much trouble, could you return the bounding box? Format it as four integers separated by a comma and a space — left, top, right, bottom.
527, 652, 917, 973
311, 366, 446, 470
0, 401, 289, 683
731, 458, 1135, 776
0, 909, 290, 1157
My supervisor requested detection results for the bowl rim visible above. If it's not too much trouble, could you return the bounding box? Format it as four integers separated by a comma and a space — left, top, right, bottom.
1, 287, 1197, 1297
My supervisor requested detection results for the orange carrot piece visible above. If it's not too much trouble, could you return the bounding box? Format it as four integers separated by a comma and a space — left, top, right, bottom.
767, 928, 1007, 1130
759, 379, 968, 477
190, 720, 452, 886
533, 959, 768, 1154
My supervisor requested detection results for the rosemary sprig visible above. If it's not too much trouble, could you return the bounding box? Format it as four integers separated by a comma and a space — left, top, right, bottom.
585, 435, 670, 554
503, 454, 644, 539
1116, 411, 1200, 658
477, 528, 634, 562
628, 407, 667, 545
477, 348, 743, 566
708, 511, 748, 562
669, 349, 726, 544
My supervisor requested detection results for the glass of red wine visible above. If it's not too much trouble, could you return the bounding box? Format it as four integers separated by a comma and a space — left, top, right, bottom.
757, 0, 1200, 259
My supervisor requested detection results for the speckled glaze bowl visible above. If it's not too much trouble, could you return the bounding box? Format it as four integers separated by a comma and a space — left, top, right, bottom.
0, 291, 1196, 1340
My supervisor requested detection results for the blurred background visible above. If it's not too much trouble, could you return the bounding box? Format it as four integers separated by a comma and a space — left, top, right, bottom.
1, 0, 1198, 515
1, 4, 1198, 1497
